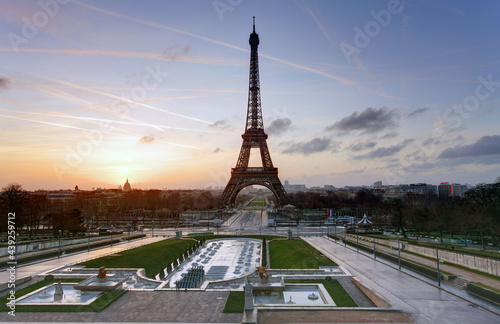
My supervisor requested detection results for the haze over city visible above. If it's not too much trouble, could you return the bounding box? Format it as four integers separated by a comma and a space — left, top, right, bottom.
1, 0, 500, 191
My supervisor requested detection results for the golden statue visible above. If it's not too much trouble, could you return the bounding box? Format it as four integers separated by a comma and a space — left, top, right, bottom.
256, 266, 269, 279
97, 266, 107, 281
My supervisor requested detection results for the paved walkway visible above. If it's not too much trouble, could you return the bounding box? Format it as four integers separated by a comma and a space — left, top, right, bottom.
0, 236, 167, 286
304, 236, 500, 324
0, 291, 241, 323
345, 234, 500, 290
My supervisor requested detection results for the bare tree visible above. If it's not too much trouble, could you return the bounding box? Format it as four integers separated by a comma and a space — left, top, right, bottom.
25, 194, 47, 236
385, 198, 408, 238
465, 183, 500, 249
1, 183, 28, 232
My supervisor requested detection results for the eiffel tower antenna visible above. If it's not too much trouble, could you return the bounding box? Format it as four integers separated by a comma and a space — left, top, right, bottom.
220, 18, 288, 207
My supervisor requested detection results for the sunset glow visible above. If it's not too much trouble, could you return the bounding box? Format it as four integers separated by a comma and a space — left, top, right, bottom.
1, 0, 500, 191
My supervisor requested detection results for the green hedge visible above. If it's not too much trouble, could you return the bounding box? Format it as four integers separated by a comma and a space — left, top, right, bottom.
467, 283, 500, 305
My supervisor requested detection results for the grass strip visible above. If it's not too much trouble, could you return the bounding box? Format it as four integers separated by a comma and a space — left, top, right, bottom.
269, 238, 337, 269
223, 291, 245, 313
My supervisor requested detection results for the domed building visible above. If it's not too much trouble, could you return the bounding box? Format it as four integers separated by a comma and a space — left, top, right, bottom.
123, 179, 131, 192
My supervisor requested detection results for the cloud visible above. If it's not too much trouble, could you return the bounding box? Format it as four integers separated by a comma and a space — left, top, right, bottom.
347, 141, 377, 152
162, 45, 190, 61
267, 118, 292, 135
0, 77, 10, 90
438, 135, 500, 159
380, 131, 399, 139
209, 120, 232, 130
282, 137, 336, 156
353, 139, 414, 159
330, 169, 365, 176
408, 107, 429, 118
325, 107, 399, 134
0, 48, 243, 66
213, 147, 223, 153
139, 135, 156, 144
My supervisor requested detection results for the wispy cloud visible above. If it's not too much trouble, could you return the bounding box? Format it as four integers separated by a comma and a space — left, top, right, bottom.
0, 47, 244, 66
71, 0, 359, 87
42, 76, 213, 125
408, 107, 429, 118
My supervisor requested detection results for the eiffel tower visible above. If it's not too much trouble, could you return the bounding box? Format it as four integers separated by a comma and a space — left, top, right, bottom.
220, 18, 288, 207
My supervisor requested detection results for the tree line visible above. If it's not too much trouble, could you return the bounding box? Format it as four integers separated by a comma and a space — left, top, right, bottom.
287, 184, 500, 249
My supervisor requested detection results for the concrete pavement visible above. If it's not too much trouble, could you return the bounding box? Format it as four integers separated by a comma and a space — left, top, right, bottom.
0, 235, 168, 286
304, 236, 500, 324
344, 233, 500, 290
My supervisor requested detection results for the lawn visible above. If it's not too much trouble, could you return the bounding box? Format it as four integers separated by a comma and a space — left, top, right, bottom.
269, 238, 337, 269
78, 238, 197, 278
248, 198, 266, 206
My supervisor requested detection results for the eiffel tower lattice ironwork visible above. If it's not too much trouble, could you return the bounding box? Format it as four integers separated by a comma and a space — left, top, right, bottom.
220, 18, 288, 207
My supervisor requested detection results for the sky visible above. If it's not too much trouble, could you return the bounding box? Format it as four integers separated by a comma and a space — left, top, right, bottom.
1, 0, 500, 191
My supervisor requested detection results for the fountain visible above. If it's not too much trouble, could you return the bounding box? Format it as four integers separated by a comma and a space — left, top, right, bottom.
16, 282, 101, 305
308, 292, 319, 300
73, 266, 128, 292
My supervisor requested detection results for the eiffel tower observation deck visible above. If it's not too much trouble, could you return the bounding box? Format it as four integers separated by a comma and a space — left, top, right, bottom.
220, 18, 288, 207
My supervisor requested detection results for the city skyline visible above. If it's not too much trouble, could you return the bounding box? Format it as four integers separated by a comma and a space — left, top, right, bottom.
1, 0, 500, 191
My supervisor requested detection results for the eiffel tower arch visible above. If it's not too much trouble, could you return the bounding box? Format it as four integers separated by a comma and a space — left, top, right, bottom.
220, 18, 288, 207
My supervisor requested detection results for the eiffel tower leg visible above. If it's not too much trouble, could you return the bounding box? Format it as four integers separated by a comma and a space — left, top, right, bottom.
220, 175, 240, 207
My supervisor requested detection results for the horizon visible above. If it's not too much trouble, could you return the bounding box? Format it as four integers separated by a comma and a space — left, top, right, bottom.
2, 1, 500, 191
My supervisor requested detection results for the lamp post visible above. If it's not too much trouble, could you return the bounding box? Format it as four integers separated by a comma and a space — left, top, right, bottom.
58, 230, 61, 258
435, 238, 441, 287
344, 223, 347, 247
373, 228, 376, 259
356, 226, 359, 252
398, 235, 401, 270
87, 224, 90, 252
